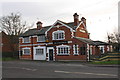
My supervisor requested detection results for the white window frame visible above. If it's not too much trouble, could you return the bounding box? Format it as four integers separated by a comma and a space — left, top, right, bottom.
99, 46, 105, 53
37, 35, 45, 42
56, 45, 70, 55
22, 47, 31, 55
35, 48, 44, 55
22, 37, 30, 43
73, 45, 79, 55
52, 30, 65, 40
107, 45, 110, 51
47, 47, 55, 61
90, 45, 93, 55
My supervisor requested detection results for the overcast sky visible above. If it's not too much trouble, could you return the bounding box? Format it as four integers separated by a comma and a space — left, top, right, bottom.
0, 0, 119, 42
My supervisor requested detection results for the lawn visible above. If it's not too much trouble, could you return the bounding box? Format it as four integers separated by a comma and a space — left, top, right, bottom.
2, 57, 18, 61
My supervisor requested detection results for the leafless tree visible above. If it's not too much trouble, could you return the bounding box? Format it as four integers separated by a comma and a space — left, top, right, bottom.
0, 12, 33, 58
107, 31, 120, 43
0, 12, 32, 35
107, 28, 120, 52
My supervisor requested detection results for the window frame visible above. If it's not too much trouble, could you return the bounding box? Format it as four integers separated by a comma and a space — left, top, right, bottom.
22, 47, 31, 55
56, 45, 70, 55
52, 30, 65, 40
35, 48, 44, 55
80, 46, 86, 55
37, 35, 46, 42
99, 46, 105, 53
22, 37, 30, 43
73, 44, 79, 55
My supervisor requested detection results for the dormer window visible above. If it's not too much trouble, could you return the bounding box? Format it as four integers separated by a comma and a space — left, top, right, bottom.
52, 30, 65, 40
23, 37, 30, 43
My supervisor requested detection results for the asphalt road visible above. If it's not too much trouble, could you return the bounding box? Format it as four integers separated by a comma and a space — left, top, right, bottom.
2, 60, 119, 78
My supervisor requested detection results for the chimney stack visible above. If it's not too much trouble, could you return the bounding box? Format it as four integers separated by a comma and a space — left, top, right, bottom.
73, 13, 79, 26
36, 21, 42, 30
81, 17, 86, 26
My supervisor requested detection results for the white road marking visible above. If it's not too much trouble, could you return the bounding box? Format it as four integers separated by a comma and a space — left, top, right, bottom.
54, 70, 117, 77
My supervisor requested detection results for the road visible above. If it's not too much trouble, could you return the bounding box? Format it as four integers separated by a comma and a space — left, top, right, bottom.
2, 60, 119, 78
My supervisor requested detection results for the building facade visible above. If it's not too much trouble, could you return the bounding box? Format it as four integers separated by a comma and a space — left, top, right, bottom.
19, 13, 111, 61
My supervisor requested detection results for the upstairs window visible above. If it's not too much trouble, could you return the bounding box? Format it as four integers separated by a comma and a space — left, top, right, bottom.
37, 35, 45, 42
52, 30, 65, 40
23, 37, 30, 43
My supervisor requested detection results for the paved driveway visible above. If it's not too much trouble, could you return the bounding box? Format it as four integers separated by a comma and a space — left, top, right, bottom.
2, 60, 119, 78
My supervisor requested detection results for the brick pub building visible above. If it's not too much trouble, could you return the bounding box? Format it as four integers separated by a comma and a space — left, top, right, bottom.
19, 13, 112, 61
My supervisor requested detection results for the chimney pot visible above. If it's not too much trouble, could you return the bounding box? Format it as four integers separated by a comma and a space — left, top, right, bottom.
73, 13, 79, 26
36, 21, 42, 30
81, 17, 86, 26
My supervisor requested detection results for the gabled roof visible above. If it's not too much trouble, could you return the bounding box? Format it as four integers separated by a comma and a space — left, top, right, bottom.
20, 20, 82, 37
20, 26, 50, 37
74, 37, 96, 45
59, 20, 81, 30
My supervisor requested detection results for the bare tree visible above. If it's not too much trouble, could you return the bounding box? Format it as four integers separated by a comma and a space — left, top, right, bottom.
107, 31, 120, 43
0, 12, 32, 36
107, 28, 120, 52
0, 12, 33, 58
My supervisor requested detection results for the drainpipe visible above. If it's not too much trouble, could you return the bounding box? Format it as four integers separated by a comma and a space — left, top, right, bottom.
31, 36, 33, 60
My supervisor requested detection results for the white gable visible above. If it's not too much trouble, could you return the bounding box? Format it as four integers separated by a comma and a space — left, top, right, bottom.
45, 20, 74, 36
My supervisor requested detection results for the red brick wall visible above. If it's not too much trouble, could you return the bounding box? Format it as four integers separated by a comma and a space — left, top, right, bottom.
19, 36, 47, 60
1, 32, 13, 52
19, 46, 33, 59
54, 38, 87, 61
75, 23, 89, 38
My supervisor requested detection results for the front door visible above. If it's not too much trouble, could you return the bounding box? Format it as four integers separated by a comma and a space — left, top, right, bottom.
49, 49, 53, 61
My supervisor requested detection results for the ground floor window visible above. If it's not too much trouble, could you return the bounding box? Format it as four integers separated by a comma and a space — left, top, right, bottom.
99, 46, 104, 53
36, 48, 44, 55
73, 44, 79, 55
57, 45, 70, 55
80, 46, 86, 55
22, 48, 31, 55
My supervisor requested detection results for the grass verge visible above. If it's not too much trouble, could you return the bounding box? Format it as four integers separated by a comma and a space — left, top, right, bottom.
2, 57, 18, 61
